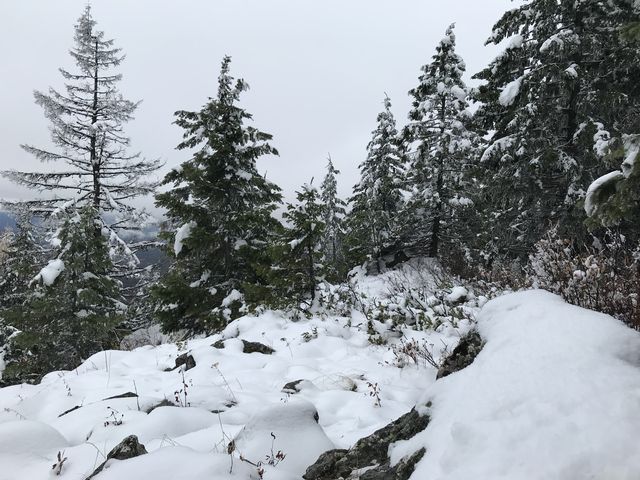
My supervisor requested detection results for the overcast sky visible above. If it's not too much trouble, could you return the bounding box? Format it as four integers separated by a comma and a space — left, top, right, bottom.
0, 0, 513, 214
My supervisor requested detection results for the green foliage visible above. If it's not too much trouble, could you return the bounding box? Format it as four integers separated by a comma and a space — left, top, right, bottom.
268, 183, 326, 312
403, 24, 476, 260
2, 207, 123, 385
470, 0, 640, 263
347, 95, 405, 271
320, 158, 348, 282
153, 56, 282, 335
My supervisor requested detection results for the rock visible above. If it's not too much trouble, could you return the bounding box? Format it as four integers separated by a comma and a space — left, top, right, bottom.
436, 329, 484, 380
58, 405, 82, 417
145, 398, 176, 413
86, 435, 147, 479
241, 339, 275, 355
303, 408, 429, 480
282, 379, 305, 394
212, 339, 274, 354
233, 399, 332, 477
103, 391, 138, 401
174, 353, 196, 371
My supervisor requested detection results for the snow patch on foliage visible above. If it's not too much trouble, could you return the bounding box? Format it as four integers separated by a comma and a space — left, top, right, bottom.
33, 258, 65, 286
174, 221, 196, 256
499, 76, 523, 106
584, 171, 624, 216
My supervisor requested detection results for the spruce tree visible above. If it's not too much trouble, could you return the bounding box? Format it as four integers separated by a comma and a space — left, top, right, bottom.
347, 95, 405, 271
404, 24, 476, 260
472, 0, 640, 262
320, 157, 347, 281
153, 56, 282, 335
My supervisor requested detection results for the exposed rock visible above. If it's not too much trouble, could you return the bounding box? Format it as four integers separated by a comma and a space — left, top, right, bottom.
212, 339, 225, 349
103, 391, 138, 401
303, 408, 429, 480
85, 435, 147, 479
58, 405, 82, 418
241, 340, 275, 355
282, 379, 305, 394
436, 329, 484, 380
144, 398, 176, 413
173, 353, 196, 371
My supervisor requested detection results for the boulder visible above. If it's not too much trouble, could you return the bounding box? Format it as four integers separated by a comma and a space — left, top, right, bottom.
303, 408, 429, 480
173, 353, 196, 371
436, 329, 484, 380
241, 339, 275, 355
86, 435, 147, 479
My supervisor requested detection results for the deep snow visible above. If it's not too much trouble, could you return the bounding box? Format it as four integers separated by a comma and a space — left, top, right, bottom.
1, 286, 639, 479
392, 290, 640, 479
0, 267, 467, 480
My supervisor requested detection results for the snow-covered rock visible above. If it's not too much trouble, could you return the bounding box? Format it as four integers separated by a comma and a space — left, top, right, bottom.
233, 399, 334, 477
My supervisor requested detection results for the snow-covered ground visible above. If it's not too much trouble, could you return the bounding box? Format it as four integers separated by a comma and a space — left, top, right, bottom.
0, 269, 471, 480
1, 277, 639, 479
393, 290, 640, 479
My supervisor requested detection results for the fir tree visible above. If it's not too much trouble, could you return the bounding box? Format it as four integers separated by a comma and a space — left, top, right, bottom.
2, 206, 123, 384
271, 183, 326, 310
153, 56, 282, 335
2, 6, 160, 271
404, 24, 476, 260
320, 157, 347, 281
0, 210, 44, 313
472, 0, 640, 262
347, 95, 405, 271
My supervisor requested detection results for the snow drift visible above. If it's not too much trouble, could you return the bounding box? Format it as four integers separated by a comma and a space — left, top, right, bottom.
390, 290, 640, 479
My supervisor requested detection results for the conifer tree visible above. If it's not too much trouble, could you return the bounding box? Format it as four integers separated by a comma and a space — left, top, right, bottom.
320, 157, 347, 281
2, 206, 123, 384
404, 24, 476, 259
3, 6, 160, 258
0, 210, 44, 313
472, 0, 640, 262
153, 56, 282, 334
272, 183, 326, 309
347, 95, 405, 271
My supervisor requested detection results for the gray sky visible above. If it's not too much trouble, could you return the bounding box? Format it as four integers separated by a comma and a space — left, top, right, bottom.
0, 0, 513, 214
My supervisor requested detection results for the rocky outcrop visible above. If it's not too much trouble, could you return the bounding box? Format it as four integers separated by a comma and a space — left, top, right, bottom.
174, 353, 196, 371
242, 340, 275, 355
303, 408, 429, 480
436, 329, 484, 379
282, 379, 305, 394
212, 339, 275, 354
85, 435, 147, 479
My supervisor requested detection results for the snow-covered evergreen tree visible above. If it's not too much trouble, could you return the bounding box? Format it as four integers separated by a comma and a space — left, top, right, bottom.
0, 210, 44, 313
3, 6, 160, 258
271, 183, 326, 310
472, 0, 640, 262
2, 206, 123, 384
347, 95, 405, 271
320, 157, 347, 281
404, 24, 476, 259
153, 56, 282, 334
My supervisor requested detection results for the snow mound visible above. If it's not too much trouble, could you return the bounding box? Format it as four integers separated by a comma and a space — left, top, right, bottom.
94, 446, 257, 480
0, 420, 68, 455
390, 290, 640, 479
233, 399, 334, 477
